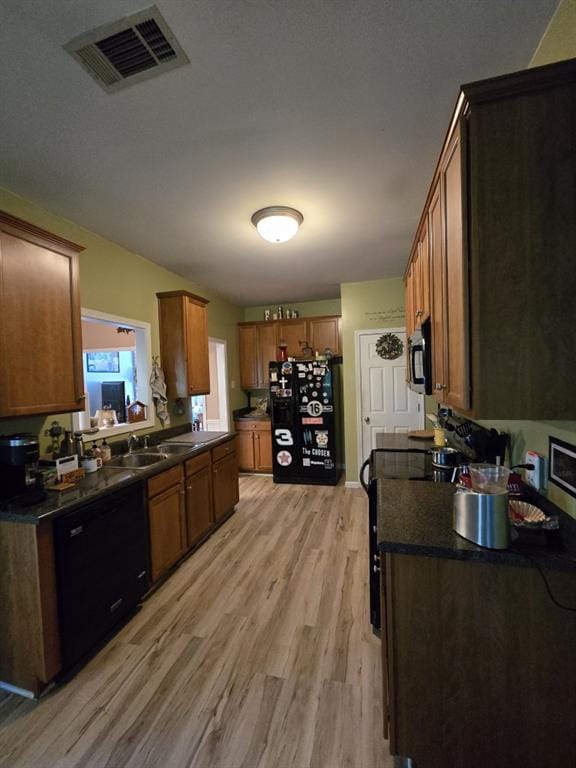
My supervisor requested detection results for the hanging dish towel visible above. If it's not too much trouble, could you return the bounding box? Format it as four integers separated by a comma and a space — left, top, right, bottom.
150, 356, 170, 427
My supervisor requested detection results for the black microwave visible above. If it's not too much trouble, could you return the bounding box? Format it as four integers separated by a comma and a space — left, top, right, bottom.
407, 320, 432, 395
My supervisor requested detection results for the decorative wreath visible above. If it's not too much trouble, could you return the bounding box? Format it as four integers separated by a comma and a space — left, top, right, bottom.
375, 332, 403, 360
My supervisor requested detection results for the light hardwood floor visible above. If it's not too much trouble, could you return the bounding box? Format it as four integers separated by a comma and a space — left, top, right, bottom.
0, 476, 391, 768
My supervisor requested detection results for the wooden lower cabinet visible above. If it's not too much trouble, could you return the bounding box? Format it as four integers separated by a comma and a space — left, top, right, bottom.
0, 519, 61, 695
381, 552, 576, 767
212, 442, 239, 522
147, 466, 186, 583
185, 452, 213, 547
255, 429, 272, 472
235, 420, 272, 472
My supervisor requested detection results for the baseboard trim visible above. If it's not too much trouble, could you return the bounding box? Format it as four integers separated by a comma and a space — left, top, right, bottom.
345, 480, 361, 489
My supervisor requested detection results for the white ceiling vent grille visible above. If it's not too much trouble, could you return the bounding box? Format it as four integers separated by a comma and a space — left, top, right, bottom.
64, 6, 189, 93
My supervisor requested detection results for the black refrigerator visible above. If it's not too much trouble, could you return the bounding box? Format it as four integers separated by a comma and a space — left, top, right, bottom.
269, 359, 341, 485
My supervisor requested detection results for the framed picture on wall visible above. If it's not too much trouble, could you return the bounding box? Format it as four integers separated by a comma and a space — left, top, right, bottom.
86, 351, 120, 373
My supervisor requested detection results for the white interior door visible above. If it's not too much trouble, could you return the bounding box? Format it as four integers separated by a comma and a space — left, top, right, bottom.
203, 338, 230, 432
358, 329, 424, 463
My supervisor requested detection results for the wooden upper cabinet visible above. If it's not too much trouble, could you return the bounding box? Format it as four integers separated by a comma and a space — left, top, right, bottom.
418, 220, 430, 322
405, 221, 430, 335
238, 323, 278, 390
277, 319, 307, 358
238, 315, 342, 390
238, 325, 259, 390
257, 323, 278, 385
404, 261, 415, 338
308, 316, 342, 355
428, 180, 446, 400
440, 122, 469, 411
0, 212, 85, 417
156, 290, 210, 398
405, 58, 576, 418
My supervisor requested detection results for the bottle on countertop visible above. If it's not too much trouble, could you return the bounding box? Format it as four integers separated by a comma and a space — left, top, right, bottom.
277, 339, 288, 362
73, 431, 85, 461
59, 430, 74, 458
101, 438, 112, 463
92, 441, 103, 461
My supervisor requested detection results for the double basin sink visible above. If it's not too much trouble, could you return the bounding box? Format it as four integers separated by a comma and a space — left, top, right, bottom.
106, 442, 203, 469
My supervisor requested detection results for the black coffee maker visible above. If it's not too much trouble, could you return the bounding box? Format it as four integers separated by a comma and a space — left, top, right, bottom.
0, 433, 45, 505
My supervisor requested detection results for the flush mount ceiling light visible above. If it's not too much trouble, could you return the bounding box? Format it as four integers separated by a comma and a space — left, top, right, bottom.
251, 206, 304, 244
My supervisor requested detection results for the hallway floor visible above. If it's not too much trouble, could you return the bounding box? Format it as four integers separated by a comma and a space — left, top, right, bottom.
0, 476, 391, 768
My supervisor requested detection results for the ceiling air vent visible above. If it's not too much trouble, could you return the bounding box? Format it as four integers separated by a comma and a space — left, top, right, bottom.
64, 6, 189, 93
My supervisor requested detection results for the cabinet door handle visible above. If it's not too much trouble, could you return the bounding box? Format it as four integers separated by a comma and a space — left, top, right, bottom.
435, 383, 446, 391
110, 598, 123, 613
180, 490, 186, 496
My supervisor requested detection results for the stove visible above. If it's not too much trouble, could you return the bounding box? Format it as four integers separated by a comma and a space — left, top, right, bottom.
361, 414, 508, 632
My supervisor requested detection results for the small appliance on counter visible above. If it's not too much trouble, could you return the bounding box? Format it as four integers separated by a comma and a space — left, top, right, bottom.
453, 464, 511, 549
0, 433, 46, 507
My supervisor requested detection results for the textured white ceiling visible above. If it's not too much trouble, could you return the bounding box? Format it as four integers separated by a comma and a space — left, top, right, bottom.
0, 0, 558, 306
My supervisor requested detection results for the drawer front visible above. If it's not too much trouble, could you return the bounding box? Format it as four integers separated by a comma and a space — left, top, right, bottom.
147, 463, 184, 498
212, 437, 237, 463
234, 420, 253, 432
253, 421, 271, 432
235, 420, 270, 432
185, 450, 211, 476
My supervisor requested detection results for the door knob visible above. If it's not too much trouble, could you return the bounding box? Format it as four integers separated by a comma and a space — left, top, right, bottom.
364, 416, 370, 424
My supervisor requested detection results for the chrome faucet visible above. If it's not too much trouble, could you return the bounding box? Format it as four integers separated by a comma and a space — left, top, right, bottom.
128, 433, 139, 453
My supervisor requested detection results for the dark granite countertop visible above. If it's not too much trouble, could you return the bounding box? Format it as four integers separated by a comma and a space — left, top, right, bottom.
375, 433, 434, 451
232, 407, 270, 422
0, 431, 235, 525
377, 479, 576, 573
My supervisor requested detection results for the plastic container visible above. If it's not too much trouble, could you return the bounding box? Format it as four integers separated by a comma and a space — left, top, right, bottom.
469, 463, 510, 494
433, 427, 446, 446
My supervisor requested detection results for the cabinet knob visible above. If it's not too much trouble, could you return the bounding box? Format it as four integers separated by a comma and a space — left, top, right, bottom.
364, 416, 370, 424
435, 383, 446, 391
373, 564, 380, 574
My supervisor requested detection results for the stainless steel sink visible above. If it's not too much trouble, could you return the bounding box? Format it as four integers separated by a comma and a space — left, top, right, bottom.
106, 452, 168, 469
143, 443, 192, 454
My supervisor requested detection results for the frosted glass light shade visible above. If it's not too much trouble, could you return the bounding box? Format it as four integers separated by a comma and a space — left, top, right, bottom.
251, 206, 303, 244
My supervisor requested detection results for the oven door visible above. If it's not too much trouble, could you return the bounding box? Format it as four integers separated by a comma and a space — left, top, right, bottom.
368, 477, 382, 632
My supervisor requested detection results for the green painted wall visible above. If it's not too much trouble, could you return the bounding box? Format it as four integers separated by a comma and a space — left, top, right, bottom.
340, 278, 406, 482
478, 420, 576, 518
530, 0, 576, 66
474, 0, 576, 518
243, 298, 341, 322
0, 187, 244, 451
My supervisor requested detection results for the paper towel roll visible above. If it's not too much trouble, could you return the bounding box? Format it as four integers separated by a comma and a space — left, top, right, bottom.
78, 392, 91, 430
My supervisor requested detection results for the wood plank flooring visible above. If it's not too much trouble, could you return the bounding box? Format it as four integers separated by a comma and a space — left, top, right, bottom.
0, 476, 391, 768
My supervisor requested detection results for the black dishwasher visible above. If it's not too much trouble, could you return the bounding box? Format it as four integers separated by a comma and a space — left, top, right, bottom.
53, 482, 149, 669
